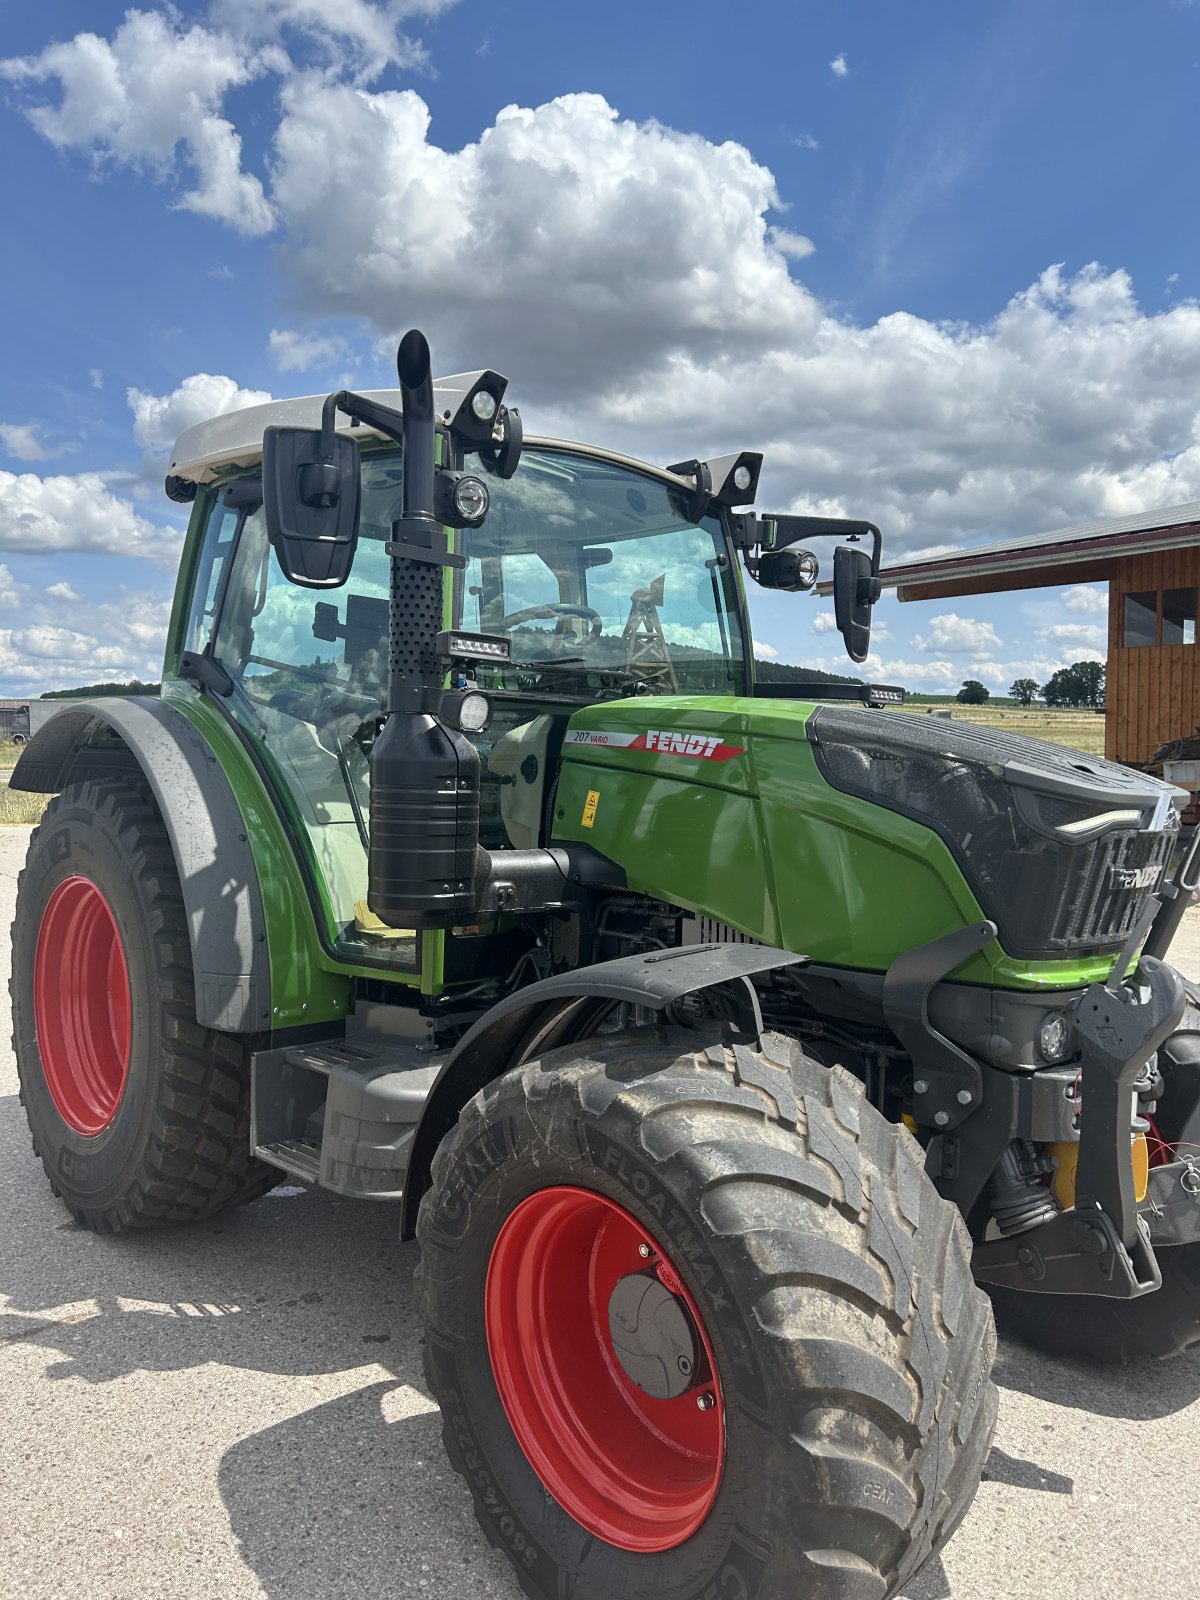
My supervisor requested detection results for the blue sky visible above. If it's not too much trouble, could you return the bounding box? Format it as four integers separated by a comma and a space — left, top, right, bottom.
1, 0, 1198, 694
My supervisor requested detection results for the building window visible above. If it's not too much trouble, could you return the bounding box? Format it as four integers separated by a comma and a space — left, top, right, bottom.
1162, 587, 1197, 646
1123, 591, 1157, 648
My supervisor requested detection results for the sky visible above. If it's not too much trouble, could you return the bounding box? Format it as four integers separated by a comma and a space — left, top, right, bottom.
1, 0, 1199, 696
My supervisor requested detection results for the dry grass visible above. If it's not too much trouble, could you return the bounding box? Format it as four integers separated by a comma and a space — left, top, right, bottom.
902, 704, 1108, 757
0, 788, 49, 826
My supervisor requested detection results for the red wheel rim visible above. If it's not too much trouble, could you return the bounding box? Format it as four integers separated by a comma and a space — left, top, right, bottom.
34, 876, 132, 1136
485, 1185, 725, 1552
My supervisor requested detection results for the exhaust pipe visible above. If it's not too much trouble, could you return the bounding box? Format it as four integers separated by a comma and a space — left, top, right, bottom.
367, 330, 483, 929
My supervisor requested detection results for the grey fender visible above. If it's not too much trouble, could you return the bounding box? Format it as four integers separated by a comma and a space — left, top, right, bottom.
11, 697, 269, 1033
398, 942, 806, 1237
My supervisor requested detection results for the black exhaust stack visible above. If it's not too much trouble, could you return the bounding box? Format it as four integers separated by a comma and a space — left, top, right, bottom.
367, 330, 482, 929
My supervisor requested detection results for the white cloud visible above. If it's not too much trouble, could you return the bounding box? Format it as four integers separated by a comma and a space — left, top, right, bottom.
1039, 621, 1106, 651
830, 53, 848, 77
127, 373, 273, 454
0, 565, 27, 606
208, 0, 451, 78
89, 368, 104, 390
1, 10, 276, 235
1062, 583, 1107, 614
0, 423, 53, 462
0, 471, 182, 567
268, 327, 348, 371
767, 227, 815, 261
45, 581, 82, 601
915, 613, 1003, 654
791, 133, 820, 151
811, 612, 838, 634
753, 641, 779, 660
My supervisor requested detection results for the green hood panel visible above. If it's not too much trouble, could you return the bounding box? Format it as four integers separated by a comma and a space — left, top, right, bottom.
554, 695, 1114, 991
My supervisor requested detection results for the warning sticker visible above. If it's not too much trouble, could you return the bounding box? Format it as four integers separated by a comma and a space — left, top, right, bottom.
565, 728, 744, 762
581, 789, 601, 828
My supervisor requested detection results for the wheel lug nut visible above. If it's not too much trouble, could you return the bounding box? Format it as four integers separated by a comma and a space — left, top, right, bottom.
696, 1392, 715, 1411
638, 1242, 652, 1258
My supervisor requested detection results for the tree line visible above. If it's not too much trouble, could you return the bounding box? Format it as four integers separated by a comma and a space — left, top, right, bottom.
955, 660, 1105, 708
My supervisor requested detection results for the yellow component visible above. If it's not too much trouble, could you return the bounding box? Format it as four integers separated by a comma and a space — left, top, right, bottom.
901, 1114, 918, 1137
353, 900, 415, 940
581, 788, 600, 829
1048, 1134, 1150, 1209
1132, 1132, 1150, 1204
1048, 1141, 1079, 1209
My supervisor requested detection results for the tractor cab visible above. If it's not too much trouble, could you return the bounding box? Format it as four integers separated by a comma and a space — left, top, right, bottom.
173, 433, 754, 968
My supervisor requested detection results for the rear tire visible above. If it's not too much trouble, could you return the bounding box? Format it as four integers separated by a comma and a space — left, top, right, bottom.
416, 1027, 997, 1600
11, 777, 278, 1231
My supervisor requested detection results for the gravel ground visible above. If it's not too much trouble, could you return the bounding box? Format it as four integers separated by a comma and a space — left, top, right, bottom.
3, 823, 1200, 1600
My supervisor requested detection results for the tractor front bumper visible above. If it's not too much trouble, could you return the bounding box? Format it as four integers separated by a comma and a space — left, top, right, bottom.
973, 955, 1188, 1300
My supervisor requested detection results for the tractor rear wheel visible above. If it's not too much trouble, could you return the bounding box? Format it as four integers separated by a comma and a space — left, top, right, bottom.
415, 1027, 997, 1600
11, 777, 278, 1231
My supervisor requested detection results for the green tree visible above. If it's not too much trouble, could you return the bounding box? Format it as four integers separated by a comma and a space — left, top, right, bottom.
1042, 660, 1105, 708
956, 679, 990, 705
1009, 677, 1039, 706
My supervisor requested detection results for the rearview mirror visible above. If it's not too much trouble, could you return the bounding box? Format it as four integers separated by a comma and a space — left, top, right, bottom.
262, 426, 361, 588
833, 545, 879, 664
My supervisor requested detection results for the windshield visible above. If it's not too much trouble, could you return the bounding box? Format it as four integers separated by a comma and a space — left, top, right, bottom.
454, 448, 746, 699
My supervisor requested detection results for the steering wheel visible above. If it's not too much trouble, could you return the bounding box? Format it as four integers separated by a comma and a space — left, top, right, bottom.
494, 603, 603, 644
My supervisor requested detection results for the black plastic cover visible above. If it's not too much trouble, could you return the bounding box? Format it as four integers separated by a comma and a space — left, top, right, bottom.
262, 426, 361, 588
809, 706, 1177, 959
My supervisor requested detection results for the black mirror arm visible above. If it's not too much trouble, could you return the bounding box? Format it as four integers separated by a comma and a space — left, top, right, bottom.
319, 390, 407, 455
732, 513, 882, 578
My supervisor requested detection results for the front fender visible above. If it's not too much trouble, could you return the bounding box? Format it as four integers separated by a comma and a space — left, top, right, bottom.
399, 942, 806, 1236
11, 697, 269, 1033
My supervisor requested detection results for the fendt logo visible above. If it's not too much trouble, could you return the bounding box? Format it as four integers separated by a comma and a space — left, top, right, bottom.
641, 730, 742, 761
564, 728, 744, 762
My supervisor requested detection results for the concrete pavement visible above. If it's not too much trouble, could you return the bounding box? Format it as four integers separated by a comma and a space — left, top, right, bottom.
2, 824, 1199, 1600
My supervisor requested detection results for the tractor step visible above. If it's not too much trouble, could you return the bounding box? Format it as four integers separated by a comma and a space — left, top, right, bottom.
250, 1033, 445, 1200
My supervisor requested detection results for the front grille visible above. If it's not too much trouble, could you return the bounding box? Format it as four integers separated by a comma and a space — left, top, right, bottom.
1051, 828, 1173, 949
685, 916, 761, 946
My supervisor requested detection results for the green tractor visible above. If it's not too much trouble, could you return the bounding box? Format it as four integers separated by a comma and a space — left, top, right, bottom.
11, 329, 1200, 1599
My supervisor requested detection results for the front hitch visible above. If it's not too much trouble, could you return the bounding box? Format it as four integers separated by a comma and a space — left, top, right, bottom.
974, 955, 1186, 1299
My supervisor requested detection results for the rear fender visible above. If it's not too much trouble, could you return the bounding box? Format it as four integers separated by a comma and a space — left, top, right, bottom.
11, 697, 269, 1033
399, 943, 806, 1236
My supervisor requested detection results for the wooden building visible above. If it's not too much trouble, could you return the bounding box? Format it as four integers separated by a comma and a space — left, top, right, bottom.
870, 501, 1200, 768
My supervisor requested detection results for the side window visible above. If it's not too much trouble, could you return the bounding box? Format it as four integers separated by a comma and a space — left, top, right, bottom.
1162, 587, 1197, 646
1122, 591, 1156, 648
184, 496, 239, 654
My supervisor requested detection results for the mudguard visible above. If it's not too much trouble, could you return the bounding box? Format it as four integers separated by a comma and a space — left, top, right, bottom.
10, 697, 269, 1033
399, 942, 806, 1236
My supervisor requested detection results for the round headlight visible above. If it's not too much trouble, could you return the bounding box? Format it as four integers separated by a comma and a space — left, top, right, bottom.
458, 690, 492, 734
453, 474, 490, 525
795, 550, 819, 589
1038, 1012, 1071, 1063
732, 463, 753, 493
471, 388, 498, 423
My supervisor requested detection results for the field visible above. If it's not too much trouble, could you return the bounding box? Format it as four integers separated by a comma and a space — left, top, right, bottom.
901, 702, 1107, 757
0, 740, 48, 825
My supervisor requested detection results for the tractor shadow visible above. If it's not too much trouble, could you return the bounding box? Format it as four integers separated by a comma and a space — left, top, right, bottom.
0, 1091, 421, 1386
991, 1332, 1200, 1421
217, 1382, 522, 1600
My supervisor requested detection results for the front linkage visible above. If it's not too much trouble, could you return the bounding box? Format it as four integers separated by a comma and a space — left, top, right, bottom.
898, 838, 1200, 1299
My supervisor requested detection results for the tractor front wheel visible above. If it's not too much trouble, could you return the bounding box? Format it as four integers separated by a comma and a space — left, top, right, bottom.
11, 777, 278, 1231
416, 1028, 997, 1600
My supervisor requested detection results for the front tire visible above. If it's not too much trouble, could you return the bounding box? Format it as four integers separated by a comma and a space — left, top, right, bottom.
416, 1028, 997, 1600
11, 777, 278, 1231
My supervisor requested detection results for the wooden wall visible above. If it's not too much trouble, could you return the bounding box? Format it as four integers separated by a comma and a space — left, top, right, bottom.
1106, 547, 1200, 764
